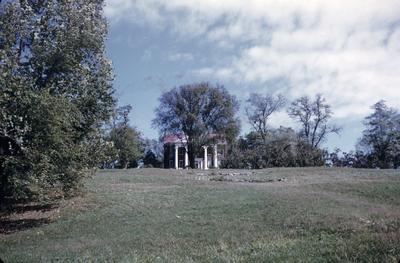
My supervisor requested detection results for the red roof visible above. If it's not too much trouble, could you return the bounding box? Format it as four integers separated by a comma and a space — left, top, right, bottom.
163, 134, 186, 143
163, 133, 225, 143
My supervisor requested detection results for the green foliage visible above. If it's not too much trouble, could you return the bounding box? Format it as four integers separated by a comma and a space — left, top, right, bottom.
221, 128, 325, 169
0, 0, 115, 204
153, 83, 240, 168
109, 126, 143, 169
143, 150, 162, 168
106, 105, 143, 169
328, 149, 373, 168
223, 93, 336, 169
357, 101, 400, 168
143, 138, 164, 168
330, 101, 400, 169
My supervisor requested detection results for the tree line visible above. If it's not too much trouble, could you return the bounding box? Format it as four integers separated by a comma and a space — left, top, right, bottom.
151, 84, 399, 170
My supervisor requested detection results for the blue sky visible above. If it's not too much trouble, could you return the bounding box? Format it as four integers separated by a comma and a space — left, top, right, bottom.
104, 0, 400, 152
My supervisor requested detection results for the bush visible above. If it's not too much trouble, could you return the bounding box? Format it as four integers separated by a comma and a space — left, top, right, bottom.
220, 131, 326, 169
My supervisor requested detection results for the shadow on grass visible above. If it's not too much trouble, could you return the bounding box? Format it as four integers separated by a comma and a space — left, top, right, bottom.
0, 202, 57, 215
0, 217, 52, 234
11, 203, 57, 214
0, 203, 58, 235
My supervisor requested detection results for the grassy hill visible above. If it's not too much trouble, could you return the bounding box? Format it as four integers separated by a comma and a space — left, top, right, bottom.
1, 168, 399, 262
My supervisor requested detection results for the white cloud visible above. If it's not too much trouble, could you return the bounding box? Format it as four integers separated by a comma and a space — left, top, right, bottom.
141, 49, 152, 61
167, 52, 194, 62
105, 0, 400, 119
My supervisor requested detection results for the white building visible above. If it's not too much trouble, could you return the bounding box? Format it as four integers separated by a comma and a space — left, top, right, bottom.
163, 134, 227, 169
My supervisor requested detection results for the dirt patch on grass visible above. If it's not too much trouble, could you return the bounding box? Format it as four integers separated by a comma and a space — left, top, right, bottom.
0, 197, 89, 235
210, 176, 287, 183
193, 171, 288, 184
0, 203, 60, 235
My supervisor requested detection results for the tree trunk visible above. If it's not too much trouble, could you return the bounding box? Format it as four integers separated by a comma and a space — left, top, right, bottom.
0, 161, 7, 208
188, 151, 195, 169
187, 143, 196, 169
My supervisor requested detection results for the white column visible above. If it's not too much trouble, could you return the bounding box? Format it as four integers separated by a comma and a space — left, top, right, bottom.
213, 144, 218, 168
184, 147, 189, 168
203, 146, 208, 170
175, 144, 179, 169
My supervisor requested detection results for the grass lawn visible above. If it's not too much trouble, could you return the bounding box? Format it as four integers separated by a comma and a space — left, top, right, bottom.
1, 168, 400, 262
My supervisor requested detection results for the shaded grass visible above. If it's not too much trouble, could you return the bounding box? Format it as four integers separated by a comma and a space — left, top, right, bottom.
0, 168, 399, 262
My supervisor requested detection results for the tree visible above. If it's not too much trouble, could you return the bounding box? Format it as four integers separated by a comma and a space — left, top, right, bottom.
328, 148, 342, 167
295, 140, 326, 166
143, 150, 162, 168
288, 94, 341, 148
245, 93, 286, 142
108, 106, 143, 169
153, 83, 240, 168
0, 0, 115, 204
143, 138, 164, 167
358, 101, 400, 168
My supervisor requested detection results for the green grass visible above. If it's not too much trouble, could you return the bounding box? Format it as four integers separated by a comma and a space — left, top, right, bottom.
1, 168, 399, 262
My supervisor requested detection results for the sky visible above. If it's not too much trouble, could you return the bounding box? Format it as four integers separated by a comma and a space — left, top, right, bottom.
104, 0, 400, 152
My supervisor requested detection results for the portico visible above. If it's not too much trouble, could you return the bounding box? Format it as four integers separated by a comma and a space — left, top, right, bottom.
169, 144, 219, 169
163, 134, 225, 170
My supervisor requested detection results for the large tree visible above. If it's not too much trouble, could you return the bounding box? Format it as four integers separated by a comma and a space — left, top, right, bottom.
358, 101, 400, 168
245, 93, 286, 142
153, 83, 240, 168
0, 0, 115, 204
288, 94, 340, 148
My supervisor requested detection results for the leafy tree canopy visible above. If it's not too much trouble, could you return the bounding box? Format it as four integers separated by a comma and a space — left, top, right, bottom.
153, 83, 240, 168
0, 0, 115, 204
358, 101, 400, 168
108, 105, 143, 169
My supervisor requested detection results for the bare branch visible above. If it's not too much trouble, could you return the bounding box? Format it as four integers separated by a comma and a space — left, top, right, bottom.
245, 93, 286, 142
288, 94, 341, 148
